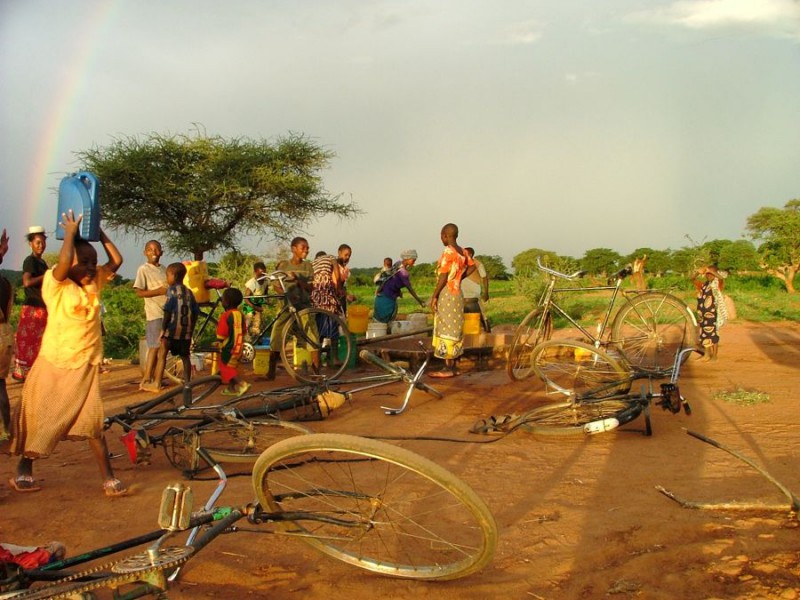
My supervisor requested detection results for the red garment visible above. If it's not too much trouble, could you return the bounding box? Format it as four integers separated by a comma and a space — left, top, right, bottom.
14, 305, 48, 373
0, 544, 53, 569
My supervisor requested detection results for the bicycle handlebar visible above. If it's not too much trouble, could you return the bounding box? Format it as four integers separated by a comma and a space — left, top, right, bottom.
535, 256, 585, 281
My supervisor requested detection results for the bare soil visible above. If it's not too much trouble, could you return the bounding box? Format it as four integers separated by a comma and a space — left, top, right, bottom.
2, 321, 799, 599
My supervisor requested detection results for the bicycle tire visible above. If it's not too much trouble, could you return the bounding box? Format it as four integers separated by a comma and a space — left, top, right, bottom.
531, 340, 631, 398
251, 433, 497, 580
162, 418, 312, 475
506, 307, 552, 381
521, 399, 641, 437
280, 308, 352, 383
610, 292, 697, 372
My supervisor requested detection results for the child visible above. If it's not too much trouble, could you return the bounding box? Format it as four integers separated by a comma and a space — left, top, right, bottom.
242, 261, 268, 337
150, 262, 200, 387
311, 250, 343, 366
9, 210, 128, 496
216, 287, 251, 396
133, 240, 167, 391
373, 257, 394, 284
266, 237, 315, 380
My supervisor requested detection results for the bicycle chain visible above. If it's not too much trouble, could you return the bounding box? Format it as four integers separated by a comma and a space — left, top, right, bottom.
11, 547, 193, 600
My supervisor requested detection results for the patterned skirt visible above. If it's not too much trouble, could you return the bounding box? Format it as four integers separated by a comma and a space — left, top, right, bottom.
14, 306, 48, 376
10, 356, 103, 458
433, 290, 464, 360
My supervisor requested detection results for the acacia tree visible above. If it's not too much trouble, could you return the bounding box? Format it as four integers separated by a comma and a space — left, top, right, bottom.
746, 200, 800, 293
76, 130, 359, 260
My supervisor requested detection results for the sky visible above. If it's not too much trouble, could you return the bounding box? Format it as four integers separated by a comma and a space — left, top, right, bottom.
1, 0, 799, 279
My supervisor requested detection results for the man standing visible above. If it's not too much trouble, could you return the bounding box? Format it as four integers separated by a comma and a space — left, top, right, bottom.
462, 247, 491, 332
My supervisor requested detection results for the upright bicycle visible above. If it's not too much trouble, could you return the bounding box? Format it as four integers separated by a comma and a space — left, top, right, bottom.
164, 272, 353, 384
507, 257, 697, 381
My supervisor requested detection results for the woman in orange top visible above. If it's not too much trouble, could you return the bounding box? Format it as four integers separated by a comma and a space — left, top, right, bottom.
9, 210, 127, 496
429, 223, 473, 378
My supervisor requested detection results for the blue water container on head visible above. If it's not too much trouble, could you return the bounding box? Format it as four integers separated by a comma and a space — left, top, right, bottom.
56, 171, 101, 241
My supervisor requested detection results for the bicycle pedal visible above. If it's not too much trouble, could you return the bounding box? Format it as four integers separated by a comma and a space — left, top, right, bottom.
660, 383, 682, 414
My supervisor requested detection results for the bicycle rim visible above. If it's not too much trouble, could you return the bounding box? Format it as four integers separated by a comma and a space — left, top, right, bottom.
252, 433, 497, 580
521, 400, 637, 437
201, 419, 312, 464
506, 308, 552, 381
532, 340, 631, 398
280, 308, 351, 383
611, 292, 697, 372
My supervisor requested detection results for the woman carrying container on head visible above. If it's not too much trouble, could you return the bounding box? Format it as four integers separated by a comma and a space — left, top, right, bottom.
373, 250, 426, 324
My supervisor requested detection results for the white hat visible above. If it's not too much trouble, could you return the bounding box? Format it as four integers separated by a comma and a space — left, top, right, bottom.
28, 226, 46, 237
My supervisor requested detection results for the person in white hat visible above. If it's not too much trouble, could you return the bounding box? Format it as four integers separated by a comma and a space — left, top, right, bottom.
373, 249, 425, 324
12, 226, 49, 381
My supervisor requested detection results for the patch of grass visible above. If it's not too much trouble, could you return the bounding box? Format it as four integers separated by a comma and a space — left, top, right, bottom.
712, 388, 771, 406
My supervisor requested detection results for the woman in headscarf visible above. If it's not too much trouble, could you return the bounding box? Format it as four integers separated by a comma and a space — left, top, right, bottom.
373, 250, 425, 324
13, 226, 49, 381
692, 265, 728, 361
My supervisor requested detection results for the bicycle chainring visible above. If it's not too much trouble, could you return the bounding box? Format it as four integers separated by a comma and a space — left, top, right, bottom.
9, 547, 193, 600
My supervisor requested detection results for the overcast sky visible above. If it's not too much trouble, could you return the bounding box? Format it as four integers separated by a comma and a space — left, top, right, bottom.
1, 0, 799, 278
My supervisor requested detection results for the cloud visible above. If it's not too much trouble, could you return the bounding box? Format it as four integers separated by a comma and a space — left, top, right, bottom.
626, 0, 800, 39
502, 19, 544, 45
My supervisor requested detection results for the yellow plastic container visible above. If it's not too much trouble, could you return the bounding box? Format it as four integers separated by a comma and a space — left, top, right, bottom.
253, 347, 271, 375
184, 260, 210, 304
463, 312, 481, 335
293, 342, 311, 369
347, 304, 370, 334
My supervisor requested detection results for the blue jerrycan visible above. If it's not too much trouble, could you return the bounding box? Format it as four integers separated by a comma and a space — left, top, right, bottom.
56, 171, 101, 241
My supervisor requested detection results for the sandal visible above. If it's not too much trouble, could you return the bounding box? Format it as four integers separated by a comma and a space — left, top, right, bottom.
429, 370, 458, 379
103, 478, 129, 497
9, 475, 41, 493
469, 414, 520, 435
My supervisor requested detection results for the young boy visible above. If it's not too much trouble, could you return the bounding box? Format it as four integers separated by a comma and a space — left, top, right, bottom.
216, 287, 251, 396
242, 261, 268, 337
150, 262, 200, 388
133, 240, 167, 391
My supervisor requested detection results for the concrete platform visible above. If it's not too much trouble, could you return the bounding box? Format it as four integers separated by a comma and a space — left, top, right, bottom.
357, 331, 514, 372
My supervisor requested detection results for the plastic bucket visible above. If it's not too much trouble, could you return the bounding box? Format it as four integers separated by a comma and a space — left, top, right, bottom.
390, 320, 414, 335
293, 341, 311, 368
408, 313, 428, 331
463, 312, 481, 335
338, 333, 358, 369
347, 304, 370, 334
184, 260, 210, 304
366, 322, 388, 339
253, 346, 271, 375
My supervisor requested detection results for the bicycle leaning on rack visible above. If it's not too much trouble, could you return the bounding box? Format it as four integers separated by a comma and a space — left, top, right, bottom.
1, 430, 498, 599
164, 271, 353, 384
507, 257, 697, 382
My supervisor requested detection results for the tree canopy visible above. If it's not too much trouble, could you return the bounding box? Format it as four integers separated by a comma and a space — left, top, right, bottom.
76, 130, 359, 260
746, 199, 800, 293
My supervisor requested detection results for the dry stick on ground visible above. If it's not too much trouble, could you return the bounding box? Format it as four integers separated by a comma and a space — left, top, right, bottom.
656, 429, 800, 518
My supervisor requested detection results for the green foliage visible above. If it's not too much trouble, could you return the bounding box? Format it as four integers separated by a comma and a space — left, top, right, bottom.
476, 255, 510, 280
101, 281, 144, 359
579, 248, 622, 277
717, 240, 760, 272
746, 199, 800, 292
511, 248, 559, 276
76, 129, 360, 260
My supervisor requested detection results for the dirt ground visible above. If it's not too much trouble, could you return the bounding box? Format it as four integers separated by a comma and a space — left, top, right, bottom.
2, 321, 799, 599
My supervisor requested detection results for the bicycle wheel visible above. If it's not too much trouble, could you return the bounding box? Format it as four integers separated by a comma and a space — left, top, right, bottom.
506, 308, 552, 382
163, 418, 312, 475
521, 399, 641, 437
611, 292, 697, 372
280, 308, 352, 383
252, 433, 497, 580
531, 340, 631, 398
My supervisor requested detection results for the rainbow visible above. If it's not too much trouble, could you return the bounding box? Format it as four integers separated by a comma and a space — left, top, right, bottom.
24, 2, 117, 234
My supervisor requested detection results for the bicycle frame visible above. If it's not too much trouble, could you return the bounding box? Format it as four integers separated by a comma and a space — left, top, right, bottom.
534, 257, 632, 346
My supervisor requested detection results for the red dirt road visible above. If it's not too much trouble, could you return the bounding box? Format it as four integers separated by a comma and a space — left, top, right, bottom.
2, 321, 799, 599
